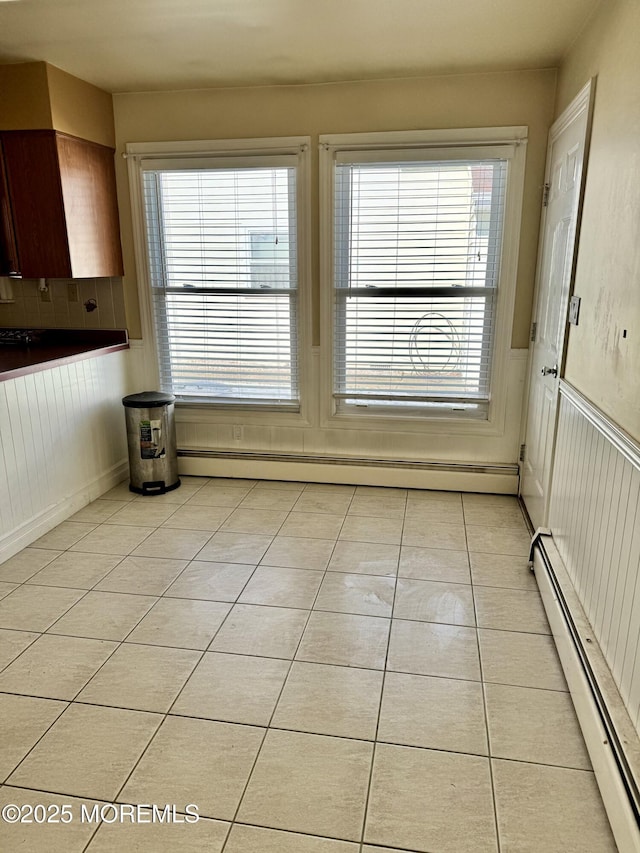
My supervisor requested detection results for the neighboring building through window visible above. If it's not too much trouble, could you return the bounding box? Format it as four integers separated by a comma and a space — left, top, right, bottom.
249, 231, 291, 289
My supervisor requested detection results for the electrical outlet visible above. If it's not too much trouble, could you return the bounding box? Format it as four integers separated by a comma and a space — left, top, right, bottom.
67, 282, 79, 302
39, 285, 51, 303
232, 424, 242, 440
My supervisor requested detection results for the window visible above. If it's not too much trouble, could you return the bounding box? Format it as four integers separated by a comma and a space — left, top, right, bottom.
132, 138, 308, 408
321, 130, 527, 419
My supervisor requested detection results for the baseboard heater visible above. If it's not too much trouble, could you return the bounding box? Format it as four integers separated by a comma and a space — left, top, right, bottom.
178, 448, 518, 477
531, 531, 640, 852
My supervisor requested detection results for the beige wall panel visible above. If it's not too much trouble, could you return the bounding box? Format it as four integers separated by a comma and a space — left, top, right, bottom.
556, 0, 640, 440
114, 69, 556, 342
0, 62, 114, 145
0, 62, 52, 130
46, 64, 115, 147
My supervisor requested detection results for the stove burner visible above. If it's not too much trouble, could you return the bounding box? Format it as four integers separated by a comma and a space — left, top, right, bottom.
0, 329, 40, 345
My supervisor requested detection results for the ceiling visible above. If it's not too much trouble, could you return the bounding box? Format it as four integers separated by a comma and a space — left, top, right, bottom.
0, 0, 601, 94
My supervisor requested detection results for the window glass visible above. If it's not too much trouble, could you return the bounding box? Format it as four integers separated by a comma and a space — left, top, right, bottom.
332, 155, 508, 417
141, 162, 300, 406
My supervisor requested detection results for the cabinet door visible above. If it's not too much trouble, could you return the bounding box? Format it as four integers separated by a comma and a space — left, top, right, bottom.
0, 139, 21, 277
1, 130, 72, 278
56, 134, 124, 278
0, 130, 123, 279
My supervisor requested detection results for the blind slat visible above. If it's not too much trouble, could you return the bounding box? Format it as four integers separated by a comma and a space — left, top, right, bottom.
143, 163, 299, 404
333, 157, 507, 414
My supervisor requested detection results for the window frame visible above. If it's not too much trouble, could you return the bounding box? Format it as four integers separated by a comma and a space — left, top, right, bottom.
127, 136, 312, 421
319, 127, 528, 434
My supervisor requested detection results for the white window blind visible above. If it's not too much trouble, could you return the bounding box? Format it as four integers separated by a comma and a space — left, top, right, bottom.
332, 149, 509, 417
141, 156, 299, 406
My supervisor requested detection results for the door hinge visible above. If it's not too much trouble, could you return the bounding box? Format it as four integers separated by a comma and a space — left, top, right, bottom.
543, 183, 551, 207
519, 444, 526, 462
530, 321, 537, 342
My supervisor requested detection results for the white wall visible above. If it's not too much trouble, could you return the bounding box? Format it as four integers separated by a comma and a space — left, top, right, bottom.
173, 346, 526, 492
114, 70, 552, 488
0, 349, 137, 562
114, 69, 556, 346
555, 0, 640, 441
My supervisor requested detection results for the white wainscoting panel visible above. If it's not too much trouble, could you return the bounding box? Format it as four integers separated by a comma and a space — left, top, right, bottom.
0, 350, 135, 562
551, 382, 640, 731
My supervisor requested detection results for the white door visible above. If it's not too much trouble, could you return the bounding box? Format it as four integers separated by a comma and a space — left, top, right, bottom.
521, 80, 594, 529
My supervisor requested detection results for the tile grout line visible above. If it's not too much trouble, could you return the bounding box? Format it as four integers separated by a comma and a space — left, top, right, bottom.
0, 605, 564, 691
11, 562, 544, 594
0, 661, 574, 695
219, 492, 355, 852
463, 493, 502, 853
0, 545, 133, 679
103, 554, 259, 809
0, 581, 97, 667
357, 489, 406, 853
1, 556, 170, 790
2, 725, 601, 794
162, 564, 261, 718
0, 481, 246, 849
3, 520, 260, 850
1, 509, 210, 697
0, 482, 590, 851
0, 699, 69, 789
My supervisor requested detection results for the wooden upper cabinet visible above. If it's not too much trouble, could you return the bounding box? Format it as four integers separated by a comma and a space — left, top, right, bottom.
0, 130, 124, 279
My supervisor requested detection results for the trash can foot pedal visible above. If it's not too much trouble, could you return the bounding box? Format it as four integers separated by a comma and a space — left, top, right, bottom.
130, 479, 182, 496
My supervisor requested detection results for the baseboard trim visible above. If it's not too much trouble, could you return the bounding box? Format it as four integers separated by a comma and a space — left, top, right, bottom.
177, 451, 518, 493
0, 460, 129, 564
532, 533, 640, 852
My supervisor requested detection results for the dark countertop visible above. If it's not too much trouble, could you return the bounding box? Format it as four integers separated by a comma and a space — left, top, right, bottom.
0, 328, 129, 382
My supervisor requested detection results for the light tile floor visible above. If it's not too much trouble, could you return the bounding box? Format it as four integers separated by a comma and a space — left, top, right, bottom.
0, 478, 619, 852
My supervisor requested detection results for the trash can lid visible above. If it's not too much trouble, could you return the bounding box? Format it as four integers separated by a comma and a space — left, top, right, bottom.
122, 391, 176, 408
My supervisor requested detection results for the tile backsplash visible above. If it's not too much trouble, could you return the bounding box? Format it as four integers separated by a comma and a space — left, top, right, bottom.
0, 276, 127, 329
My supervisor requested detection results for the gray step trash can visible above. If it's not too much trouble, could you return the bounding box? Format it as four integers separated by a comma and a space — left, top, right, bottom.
122, 391, 180, 496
